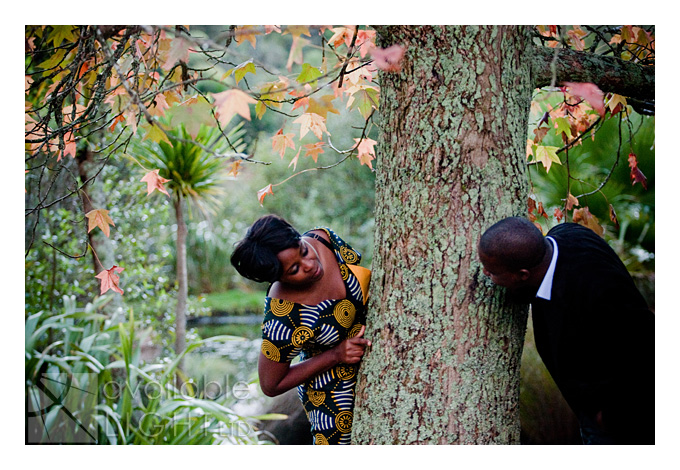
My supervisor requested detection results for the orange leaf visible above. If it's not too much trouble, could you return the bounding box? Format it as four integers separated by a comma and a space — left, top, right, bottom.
211, 89, 257, 126
86, 209, 115, 237
141, 169, 170, 196
565, 193, 579, 211
235, 25, 259, 48
609, 204, 620, 230
227, 161, 241, 177
554, 207, 564, 222
257, 184, 274, 205
95, 265, 125, 295
572, 207, 604, 236
303, 142, 325, 163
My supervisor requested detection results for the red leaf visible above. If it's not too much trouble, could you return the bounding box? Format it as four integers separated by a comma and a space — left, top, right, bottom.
628, 152, 648, 189
85, 209, 115, 237
95, 265, 124, 295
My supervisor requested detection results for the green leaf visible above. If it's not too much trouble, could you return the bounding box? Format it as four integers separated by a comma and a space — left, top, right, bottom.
553, 117, 572, 139
534, 145, 562, 173
234, 60, 257, 84
296, 63, 322, 87
348, 87, 379, 120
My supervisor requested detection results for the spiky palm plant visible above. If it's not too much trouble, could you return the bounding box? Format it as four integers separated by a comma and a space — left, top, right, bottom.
134, 121, 246, 373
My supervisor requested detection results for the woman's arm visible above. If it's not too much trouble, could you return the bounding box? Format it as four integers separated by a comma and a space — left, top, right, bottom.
258, 325, 370, 397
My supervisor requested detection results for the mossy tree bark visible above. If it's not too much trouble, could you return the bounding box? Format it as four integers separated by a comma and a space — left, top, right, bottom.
352, 25, 533, 444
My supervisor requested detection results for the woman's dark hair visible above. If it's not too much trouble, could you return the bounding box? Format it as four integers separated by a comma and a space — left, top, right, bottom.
230, 215, 301, 283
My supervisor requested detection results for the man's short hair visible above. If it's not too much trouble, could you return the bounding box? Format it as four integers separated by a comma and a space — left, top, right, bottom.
479, 217, 546, 271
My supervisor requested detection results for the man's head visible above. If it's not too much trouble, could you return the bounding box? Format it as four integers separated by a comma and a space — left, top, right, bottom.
478, 217, 548, 290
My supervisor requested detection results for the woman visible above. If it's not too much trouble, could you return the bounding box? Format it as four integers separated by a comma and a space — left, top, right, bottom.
230, 215, 371, 445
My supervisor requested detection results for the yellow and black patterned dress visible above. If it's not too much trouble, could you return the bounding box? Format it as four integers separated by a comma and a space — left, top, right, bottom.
260, 228, 369, 445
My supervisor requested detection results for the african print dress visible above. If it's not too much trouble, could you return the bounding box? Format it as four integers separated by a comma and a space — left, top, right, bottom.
260, 228, 369, 445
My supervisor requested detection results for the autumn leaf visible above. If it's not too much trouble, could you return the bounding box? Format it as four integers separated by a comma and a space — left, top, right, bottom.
563, 82, 605, 118
303, 142, 325, 163
169, 96, 215, 138
609, 204, 620, 230
86, 209, 115, 237
141, 122, 171, 145
232, 60, 257, 84
553, 117, 572, 140
286, 35, 310, 72
354, 137, 377, 170
227, 161, 241, 177
307, 95, 340, 119
606, 93, 628, 116
212, 89, 257, 126
534, 145, 561, 172
369, 44, 406, 72
565, 193, 579, 211
257, 184, 274, 205
162, 36, 192, 70
346, 85, 379, 120
573, 207, 604, 236
554, 207, 565, 222
628, 152, 648, 189
235, 26, 259, 48
141, 169, 171, 196
272, 129, 296, 158
288, 148, 302, 171
293, 113, 327, 140
95, 265, 125, 295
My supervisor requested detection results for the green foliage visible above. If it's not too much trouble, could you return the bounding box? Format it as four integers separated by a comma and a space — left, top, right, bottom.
26, 296, 267, 444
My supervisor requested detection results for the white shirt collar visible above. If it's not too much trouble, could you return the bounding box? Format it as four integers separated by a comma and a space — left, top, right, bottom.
535, 236, 558, 300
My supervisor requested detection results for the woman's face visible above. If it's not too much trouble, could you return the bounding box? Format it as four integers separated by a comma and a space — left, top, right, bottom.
276, 239, 324, 287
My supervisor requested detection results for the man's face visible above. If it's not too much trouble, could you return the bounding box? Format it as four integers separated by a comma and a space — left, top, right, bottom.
478, 250, 526, 290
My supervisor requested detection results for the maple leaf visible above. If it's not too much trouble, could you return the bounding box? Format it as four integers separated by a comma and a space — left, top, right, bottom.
296, 63, 322, 87
534, 145, 561, 172
148, 93, 170, 117
95, 265, 125, 295
369, 45, 406, 72
86, 209, 115, 237
232, 60, 257, 84
286, 36, 310, 72
572, 207, 604, 236
354, 137, 377, 170
235, 26, 259, 48
628, 152, 648, 189
303, 142, 325, 163
563, 82, 605, 118
605, 93, 628, 116
565, 193, 579, 211
264, 25, 281, 34
227, 161, 241, 177
293, 113, 327, 140
141, 169, 171, 196
257, 184, 274, 205
162, 36, 192, 70
554, 207, 564, 222
169, 96, 215, 138
346, 85, 379, 120
288, 148, 302, 171
212, 89, 257, 126
272, 129, 296, 158
307, 95, 340, 119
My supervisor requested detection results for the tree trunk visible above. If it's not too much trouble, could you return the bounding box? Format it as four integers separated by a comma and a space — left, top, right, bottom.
174, 196, 188, 374
353, 26, 533, 444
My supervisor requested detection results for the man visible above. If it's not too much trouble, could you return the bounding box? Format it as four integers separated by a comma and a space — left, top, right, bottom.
478, 217, 654, 444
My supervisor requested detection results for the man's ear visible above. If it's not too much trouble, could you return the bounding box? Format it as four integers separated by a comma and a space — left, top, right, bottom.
518, 269, 531, 281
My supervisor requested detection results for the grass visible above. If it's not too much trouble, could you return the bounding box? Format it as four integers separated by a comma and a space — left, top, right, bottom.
199, 289, 266, 315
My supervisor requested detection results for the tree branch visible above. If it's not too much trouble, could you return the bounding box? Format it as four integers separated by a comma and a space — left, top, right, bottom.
531, 45, 655, 105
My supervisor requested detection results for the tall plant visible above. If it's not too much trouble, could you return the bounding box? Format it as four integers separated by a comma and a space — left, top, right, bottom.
132, 121, 246, 372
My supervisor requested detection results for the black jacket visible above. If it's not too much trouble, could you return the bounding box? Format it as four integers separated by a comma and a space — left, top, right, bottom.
531, 223, 654, 444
